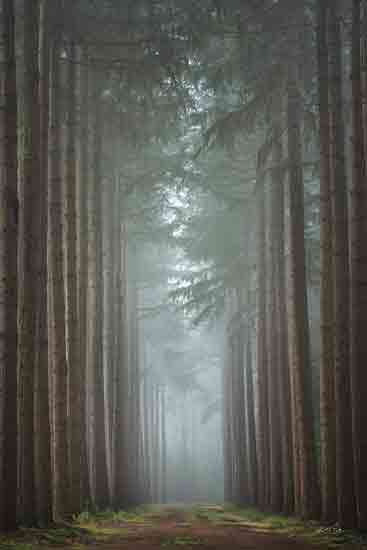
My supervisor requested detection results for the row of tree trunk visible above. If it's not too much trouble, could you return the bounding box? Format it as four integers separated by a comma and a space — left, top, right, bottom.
0, 0, 163, 530
223, 0, 367, 529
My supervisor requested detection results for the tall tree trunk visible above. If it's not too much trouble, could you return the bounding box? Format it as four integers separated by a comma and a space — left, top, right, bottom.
317, 0, 337, 524
18, 0, 41, 525
255, 170, 270, 509
232, 289, 248, 506
65, 39, 81, 515
268, 145, 283, 513
49, 21, 70, 520
142, 358, 152, 503
328, 4, 357, 528
114, 221, 129, 508
272, 128, 294, 515
349, 0, 367, 530
0, 0, 18, 531
161, 385, 167, 504
245, 329, 258, 506
78, 49, 91, 507
34, 0, 52, 525
222, 330, 233, 502
91, 74, 109, 509
128, 272, 141, 504
287, 65, 320, 519
104, 173, 116, 498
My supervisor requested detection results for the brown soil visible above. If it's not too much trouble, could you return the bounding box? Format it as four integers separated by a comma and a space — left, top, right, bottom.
79, 508, 334, 550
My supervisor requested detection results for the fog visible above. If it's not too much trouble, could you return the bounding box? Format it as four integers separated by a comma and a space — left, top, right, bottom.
131, 246, 224, 504
4, 0, 367, 533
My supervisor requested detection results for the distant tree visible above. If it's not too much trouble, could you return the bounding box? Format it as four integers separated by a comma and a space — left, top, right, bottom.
255, 171, 270, 509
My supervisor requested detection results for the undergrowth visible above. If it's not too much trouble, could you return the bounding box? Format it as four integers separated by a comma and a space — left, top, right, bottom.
188, 504, 367, 548
1, 504, 367, 549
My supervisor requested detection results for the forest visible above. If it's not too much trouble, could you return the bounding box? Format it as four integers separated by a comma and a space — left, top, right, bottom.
1, 0, 367, 548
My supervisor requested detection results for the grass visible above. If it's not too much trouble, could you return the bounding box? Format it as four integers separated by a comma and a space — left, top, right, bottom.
0, 522, 91, 549
1, 504, 367, 549
187, 504, 367, 548
161, 536, 203, 548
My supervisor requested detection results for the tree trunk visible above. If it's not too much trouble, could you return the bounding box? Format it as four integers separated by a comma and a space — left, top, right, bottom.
222, 329, 233, 502
49, 23, 70, 520
349, 0, 367, 530
114, 220, 129, 508
0, 0, 18, 531
78, 49, 91, 507
268, 143, 283, 513
18, 0, 41, 525
161, 385, 167, 504
34, 0, 52, 525
272, 128, 294, 515
91, 74, 109, 509
328, 4, 357, 528
245, 329, 258, 506
65, 39, 82, 515
317, 0, 337, 524
287, 65, 320, 519
256, 170, 270, 509
104, 173, 116, 498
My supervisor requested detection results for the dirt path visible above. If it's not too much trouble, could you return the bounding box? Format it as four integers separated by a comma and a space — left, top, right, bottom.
65, 505, 362, 550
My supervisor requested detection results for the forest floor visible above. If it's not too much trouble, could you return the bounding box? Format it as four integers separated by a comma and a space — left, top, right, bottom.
1, 504, 367, 550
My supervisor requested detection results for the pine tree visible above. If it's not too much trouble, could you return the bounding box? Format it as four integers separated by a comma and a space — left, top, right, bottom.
0, 0, 18, 531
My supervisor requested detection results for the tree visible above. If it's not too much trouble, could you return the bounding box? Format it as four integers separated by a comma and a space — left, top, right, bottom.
317, 0, 337, 524
65, 38, 82, 515
287, 62, 320, 520
77, 48, 91, 507
0, 0, 18, 532
255, 170, 270, 509
18, 0, 41, 525
49, 9, 70, 519
34, 0, 52, 525
349, 0, 367, 530
328, 2, 357, 528
91, 72, 109, 509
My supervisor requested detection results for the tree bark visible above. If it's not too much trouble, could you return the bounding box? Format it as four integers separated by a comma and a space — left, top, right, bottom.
78, 48, 91, 507
328, 4, 357, 528
349, 0, 367, 530
0, 0, 18, 531
245, 329, 258, 506
18, 0, 41, 524
255, 170, 270, 509
34, 0, 52, 525
268, 144, 283, 513
49, 21, 70, 520
287, 65, 320, 519
91, 74, 109, 509
271, 128, 294, 515
65, 39, 82, 515
317, 0, 337, 524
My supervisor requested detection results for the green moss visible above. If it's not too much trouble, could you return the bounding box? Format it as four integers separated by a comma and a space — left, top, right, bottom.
161, 536, 204, 548
182, 504, 367, 548
0, 522, 92, 549
2, 505, 366, 549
